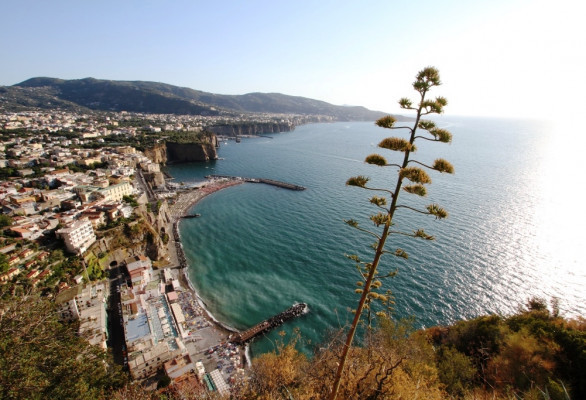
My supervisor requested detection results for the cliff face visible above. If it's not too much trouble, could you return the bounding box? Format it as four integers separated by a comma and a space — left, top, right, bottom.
144, 135, 219, 164
165, 141, 217, 163
208, 122, 295, 137
143, 143, 167, 164
143, 171, 166, 187
88, 201, 171, 264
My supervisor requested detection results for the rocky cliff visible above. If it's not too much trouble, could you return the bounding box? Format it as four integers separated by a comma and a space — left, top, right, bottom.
143, 143, 167, 164
87, 201, 172, 265
165, 141, 217, 163
143, 171, 166, 188
208, 122, 295, 137
144, 136, 219, 164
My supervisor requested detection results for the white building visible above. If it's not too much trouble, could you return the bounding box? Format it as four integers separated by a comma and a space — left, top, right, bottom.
74, 182, 133, 204
55, 281, 109, 349
56, 217, 96, 254
128, 340, 182, 380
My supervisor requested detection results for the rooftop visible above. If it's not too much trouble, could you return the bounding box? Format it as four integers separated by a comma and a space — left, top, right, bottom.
125, 313, 150, 344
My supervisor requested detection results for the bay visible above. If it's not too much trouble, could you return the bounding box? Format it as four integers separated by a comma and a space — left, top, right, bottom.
167, 117, 586, 356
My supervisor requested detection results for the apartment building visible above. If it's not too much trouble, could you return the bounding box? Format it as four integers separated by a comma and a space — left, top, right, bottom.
56, 217, 96, 254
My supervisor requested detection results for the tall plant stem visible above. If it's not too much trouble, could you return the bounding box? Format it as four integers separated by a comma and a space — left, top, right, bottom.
328, 91, 426, 400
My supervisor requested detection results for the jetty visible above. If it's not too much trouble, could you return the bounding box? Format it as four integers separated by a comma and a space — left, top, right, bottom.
206, 175, 306, 191
230, 303, 308, 344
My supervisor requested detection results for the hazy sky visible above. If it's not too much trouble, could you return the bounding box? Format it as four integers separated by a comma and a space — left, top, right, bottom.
1, 0, 584, 119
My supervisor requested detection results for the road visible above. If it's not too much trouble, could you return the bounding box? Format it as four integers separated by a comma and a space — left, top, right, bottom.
106, 263, 127, 369
135, 169, 156, 202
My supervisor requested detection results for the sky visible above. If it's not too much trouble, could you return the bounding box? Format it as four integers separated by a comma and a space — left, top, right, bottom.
1, 0, 584, 119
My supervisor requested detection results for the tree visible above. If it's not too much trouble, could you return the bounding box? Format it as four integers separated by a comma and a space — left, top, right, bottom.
237, 333, 309, 399
436, 346, 477, 397
0, 292, 127, 399
0, 214, 13, 228
0, 253, 9, 274
329, 67, 454, 399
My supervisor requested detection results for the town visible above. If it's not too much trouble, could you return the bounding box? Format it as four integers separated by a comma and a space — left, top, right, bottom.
0, 109, 313, 396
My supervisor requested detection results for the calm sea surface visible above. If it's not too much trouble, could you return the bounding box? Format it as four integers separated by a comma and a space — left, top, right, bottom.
167, 117, 586, 356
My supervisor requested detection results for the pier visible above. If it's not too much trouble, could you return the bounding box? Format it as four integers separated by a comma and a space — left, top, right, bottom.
230, 303, 308, 344
206, 175, 306, 191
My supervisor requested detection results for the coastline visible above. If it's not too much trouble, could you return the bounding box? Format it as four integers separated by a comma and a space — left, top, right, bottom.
167, 178, 244, 222
165, 177, 249, 379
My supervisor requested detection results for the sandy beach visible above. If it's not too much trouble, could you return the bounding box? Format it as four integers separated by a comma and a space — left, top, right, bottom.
168, 178, 244, 220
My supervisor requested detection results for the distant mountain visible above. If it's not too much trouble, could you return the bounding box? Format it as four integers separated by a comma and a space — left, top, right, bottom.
0, 77, 389, 121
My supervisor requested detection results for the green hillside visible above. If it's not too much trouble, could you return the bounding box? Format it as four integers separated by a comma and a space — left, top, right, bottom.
0, 77, 387, 120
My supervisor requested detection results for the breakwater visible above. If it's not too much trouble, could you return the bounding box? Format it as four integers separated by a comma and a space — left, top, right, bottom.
230, 303, 308, 344
206, 175, 306, 191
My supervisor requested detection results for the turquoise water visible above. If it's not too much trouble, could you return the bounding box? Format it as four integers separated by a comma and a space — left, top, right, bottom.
168, 118, 586, 356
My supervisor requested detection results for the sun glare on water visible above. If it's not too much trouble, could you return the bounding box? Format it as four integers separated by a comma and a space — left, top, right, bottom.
527, 119, 586, 315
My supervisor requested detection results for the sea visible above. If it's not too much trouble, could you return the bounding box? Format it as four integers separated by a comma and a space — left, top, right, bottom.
166, 117, 586, 357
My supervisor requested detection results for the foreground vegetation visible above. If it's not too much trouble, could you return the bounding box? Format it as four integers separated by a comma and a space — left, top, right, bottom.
1, 291, 583, 399
240, 299, 584, 399
0, 294, 127, 399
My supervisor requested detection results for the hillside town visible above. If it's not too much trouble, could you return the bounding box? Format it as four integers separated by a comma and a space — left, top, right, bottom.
0, 110, 266, 396
0, 109, 330, 137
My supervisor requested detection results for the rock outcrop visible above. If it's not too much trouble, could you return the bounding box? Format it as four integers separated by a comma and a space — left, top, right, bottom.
208, 122, 295, 137
144, 136, 219, 164
143, 143, 167, 164
165, 141, 217, 163
143, 171, 166, 188
137, 201, 172, 261
87, 201, 172, 265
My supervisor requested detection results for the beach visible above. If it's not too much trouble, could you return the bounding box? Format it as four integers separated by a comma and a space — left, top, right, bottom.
164, 177, 247, 385
166, 177, 244, 269
167, 178, 244, 220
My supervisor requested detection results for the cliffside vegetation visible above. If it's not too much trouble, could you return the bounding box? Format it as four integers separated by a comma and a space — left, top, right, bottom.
91, 206, 169, 263
235, 299, 584, 400
86, 129, 213, 152
74, 129, 216, 160
0, 293, 582, 399
164, 130, 216, 144
0, 293, 127, 400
